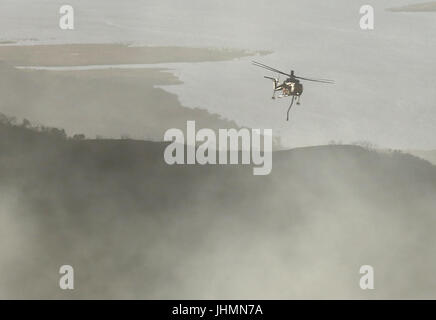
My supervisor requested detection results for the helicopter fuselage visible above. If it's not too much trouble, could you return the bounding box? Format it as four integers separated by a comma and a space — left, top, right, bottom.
279, 78, 303, 97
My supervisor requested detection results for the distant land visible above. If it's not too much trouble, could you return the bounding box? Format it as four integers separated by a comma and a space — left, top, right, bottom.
0, 44, 274, 143
388, 2, 436, 12
0, 43, 270, 67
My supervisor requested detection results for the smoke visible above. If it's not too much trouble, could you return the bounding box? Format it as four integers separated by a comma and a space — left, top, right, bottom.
0, 124, 435, 299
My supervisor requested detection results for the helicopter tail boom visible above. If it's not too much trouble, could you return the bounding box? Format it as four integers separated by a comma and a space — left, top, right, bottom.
264, 76, 280, 99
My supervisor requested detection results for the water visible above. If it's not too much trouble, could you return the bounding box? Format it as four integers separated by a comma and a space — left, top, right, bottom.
1, 0, 435, 149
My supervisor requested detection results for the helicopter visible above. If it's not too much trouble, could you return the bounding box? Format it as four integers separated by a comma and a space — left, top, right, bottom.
252, 61, 334, 121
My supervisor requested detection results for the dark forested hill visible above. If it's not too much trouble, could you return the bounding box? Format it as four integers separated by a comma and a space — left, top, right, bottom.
1, 121, 436, 299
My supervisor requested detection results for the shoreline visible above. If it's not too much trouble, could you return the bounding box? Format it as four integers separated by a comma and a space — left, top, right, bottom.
387, 2, 436, 12
0, 43, 270, 67
0, 43, 276, 145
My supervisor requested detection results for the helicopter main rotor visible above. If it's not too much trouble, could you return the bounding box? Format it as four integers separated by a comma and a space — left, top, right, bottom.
252, 61, 335, 84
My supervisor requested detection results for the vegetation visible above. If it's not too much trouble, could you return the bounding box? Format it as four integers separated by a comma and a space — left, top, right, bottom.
1, 115, 436, 299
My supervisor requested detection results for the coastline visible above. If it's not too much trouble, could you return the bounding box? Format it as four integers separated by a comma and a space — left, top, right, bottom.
387, 2, 436, 12
0, 43, 269, 66
0, 43, 271, 142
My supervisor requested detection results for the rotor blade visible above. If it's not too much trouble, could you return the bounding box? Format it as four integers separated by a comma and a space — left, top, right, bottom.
253, 61, 335, 84
252, 61, 287, 76
252, 61, 291, 77
294, 75, 335, 84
